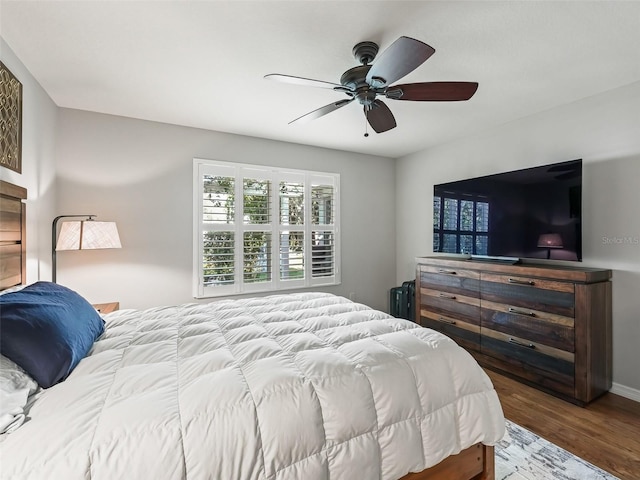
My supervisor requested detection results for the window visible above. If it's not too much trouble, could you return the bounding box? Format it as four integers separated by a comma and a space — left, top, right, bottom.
194, 159, 340, 297
433, 194, 489, 255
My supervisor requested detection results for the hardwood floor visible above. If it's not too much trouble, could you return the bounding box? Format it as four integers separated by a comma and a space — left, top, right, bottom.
487, 369, 640, 480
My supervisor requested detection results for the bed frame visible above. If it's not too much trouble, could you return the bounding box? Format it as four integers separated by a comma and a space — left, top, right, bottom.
0, 180, 27, 290
400, 443, 494, 480
0, 179, 494, 480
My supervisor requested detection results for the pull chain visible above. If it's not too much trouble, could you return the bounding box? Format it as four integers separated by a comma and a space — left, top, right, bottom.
364, 114, 369, 138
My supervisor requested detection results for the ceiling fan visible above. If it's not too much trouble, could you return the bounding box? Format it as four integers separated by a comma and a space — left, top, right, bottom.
265, 36, 478, 135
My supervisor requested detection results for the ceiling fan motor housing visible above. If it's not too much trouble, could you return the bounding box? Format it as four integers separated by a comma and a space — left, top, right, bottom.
339, 66, 379, 106
341, 41, 388, 106
340, 65, 371, 90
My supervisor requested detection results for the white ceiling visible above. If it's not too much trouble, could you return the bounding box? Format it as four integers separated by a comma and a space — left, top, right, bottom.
2, 1, 640, 159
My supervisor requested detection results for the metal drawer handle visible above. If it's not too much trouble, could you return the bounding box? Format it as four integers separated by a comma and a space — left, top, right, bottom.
438, 293, 457, 299
509, 337, 535, 349
438, 317, 456, 325
508, 307, 536, 317
508, 278, 535, 286
438, 269, 457, 275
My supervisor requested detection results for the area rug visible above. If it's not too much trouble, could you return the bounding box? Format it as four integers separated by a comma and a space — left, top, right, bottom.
495, 420, 619, 480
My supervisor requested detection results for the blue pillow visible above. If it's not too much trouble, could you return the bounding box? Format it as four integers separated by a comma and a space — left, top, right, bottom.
0, 282, 104, 388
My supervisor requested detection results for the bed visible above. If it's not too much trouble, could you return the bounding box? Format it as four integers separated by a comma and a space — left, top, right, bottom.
0, 180, 505, 480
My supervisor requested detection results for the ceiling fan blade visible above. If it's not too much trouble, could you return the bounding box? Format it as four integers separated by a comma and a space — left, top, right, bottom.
366, 36, 435, 88
289, 98, 354, 125
365, 100, 397, 133
386, 82, 479, 101
265, 73, 350, 91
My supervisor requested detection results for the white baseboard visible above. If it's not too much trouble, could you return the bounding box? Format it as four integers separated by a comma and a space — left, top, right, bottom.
610, 382, 640, 403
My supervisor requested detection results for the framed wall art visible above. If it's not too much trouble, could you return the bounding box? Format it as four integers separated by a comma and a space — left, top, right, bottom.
1, 61, 23, 174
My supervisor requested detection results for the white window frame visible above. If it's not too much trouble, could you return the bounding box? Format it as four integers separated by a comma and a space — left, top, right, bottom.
193, 158, 340, 298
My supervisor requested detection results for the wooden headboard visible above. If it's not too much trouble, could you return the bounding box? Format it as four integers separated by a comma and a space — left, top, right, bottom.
0, 180, 27, 290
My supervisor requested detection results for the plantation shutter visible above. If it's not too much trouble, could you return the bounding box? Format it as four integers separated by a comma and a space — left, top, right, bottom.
278, 175, 305, 288
194, 159, 340, 298
242, 171, 274, 290
310, 176, 338, 285
198, 166, 237, 296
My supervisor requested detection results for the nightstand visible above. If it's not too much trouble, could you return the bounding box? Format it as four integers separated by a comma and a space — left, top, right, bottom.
92, 302, 120, 314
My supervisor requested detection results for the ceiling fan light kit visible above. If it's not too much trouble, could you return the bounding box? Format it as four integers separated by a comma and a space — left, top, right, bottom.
265, 36, 478, 135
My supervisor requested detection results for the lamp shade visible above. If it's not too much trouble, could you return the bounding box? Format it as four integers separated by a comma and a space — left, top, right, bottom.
56, 220, 122, 251
537, 233, 563, 249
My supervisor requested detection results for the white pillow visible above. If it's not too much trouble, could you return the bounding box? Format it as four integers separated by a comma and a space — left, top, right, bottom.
0, 284, 26, 296
0, 355, 38, 434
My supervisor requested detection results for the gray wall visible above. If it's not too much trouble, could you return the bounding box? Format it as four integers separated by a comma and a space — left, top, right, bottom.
0, 38, 58, 282
395, 81, 640, 398
54, 109, 397, 313
4, 34, 637, 399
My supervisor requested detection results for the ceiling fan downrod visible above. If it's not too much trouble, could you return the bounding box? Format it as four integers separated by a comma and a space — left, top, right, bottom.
364, 113, 369, 138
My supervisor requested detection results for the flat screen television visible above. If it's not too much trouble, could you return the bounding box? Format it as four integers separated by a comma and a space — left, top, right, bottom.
433, 159, 582, 262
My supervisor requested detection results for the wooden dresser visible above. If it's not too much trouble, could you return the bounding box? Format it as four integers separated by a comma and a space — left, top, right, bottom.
416, 256, 612, 405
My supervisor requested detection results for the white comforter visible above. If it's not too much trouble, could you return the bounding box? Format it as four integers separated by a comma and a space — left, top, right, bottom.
0, 293, 504, 480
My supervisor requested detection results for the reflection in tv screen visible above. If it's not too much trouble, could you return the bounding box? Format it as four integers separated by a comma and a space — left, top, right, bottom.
433, 159, 582, 262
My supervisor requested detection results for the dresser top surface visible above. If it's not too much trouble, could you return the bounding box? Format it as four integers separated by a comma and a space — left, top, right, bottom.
416, 256, 612, 283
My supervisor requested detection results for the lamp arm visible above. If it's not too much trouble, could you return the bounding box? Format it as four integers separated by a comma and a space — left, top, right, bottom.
52, 214, 96, 283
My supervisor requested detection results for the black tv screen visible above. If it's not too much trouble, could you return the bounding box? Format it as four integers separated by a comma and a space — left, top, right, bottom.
433, 159, 582, 262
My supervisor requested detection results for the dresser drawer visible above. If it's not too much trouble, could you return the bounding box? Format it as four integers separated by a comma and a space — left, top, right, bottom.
480, 329, 575, 398
481, 273, 575, 317
480, 300, 575, 352
419, 265, 480, 298
420, 307, 481, 352
421, 287, 480, 325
